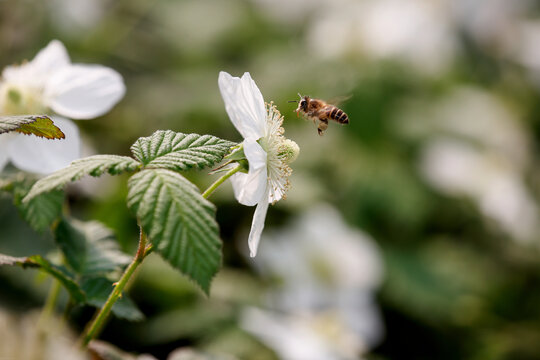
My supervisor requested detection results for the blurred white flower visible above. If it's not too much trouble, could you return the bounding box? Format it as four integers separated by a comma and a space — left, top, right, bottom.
242, 308, 368, 360
398, 87, 539, 242
253, 0, 540, 79
0, 40, 125, 174
1, 40, 125, 120
303, 0, 458, 73
241, 204, 384, 359
218, 71, 299, 257
421, 139, 538, 242
0, 309, 86, 360
400, 87, 530, 167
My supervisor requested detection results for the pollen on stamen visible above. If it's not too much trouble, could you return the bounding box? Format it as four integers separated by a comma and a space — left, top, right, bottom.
262, 101, 298, 204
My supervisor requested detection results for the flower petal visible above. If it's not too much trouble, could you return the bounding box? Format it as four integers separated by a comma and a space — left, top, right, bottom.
218, 71, 266, 139
248, 197, 270, 258
230, 138, 267, 206
2, 40, 70, 84
46, 64, 125, 119
30, 40, 71, 74
8, 117, 80, 174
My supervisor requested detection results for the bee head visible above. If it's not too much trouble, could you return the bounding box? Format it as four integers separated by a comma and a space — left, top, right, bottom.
289, 94, 310, 115
299, 95, 309, 112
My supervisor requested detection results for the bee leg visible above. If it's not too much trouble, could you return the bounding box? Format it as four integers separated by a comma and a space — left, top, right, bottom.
317, 120, 328, 136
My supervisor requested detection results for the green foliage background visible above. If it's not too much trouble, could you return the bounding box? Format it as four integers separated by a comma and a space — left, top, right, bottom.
2, 1, 540, 359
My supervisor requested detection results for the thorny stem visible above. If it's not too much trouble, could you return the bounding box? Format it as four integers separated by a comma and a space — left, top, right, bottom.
202, 164, 242, 199
80, 228, 151, 347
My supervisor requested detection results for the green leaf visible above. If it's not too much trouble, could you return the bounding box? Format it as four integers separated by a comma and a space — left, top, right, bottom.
54, 218, 131, 277
9, 178, 63, 232
23, 155, 141, 202
82, 277, 144, 321
127, 169, 222, 294
0, 115, 65, 139
0, 253, 85, 303
131, 130, 235, 171
16, 190, 64, 233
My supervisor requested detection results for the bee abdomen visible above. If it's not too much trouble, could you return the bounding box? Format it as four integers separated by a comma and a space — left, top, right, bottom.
328, 107, 349, 124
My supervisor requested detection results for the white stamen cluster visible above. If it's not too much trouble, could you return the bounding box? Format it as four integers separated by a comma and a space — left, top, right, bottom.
260, 102, 297, 204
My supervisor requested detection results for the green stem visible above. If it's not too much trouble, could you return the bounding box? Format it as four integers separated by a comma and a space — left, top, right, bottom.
38, 278, 61, 327
63, 300, 75, 322
80, 230, 147, 347
202, 164, 242, 199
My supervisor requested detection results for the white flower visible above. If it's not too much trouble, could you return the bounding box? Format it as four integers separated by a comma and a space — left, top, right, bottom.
218, 71, 298, 257
241, 308, 367, 360
241, 204, 385, 359
0, 40, 125, 174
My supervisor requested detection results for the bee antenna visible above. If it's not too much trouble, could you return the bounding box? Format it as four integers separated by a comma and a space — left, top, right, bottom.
288, 100, 298, 103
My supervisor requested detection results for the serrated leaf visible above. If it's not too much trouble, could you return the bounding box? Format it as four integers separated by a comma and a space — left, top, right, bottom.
55, 218, 131, 277
131, 131, 235, 172
0, 115, 64, 139
16, 190, 64, 232
127, 169, 222, 294
0, 253, 85, 303
82, 277, 144, 321
23, 155, 141, 202
8, 178, 63, 232
15, 117, 65, 139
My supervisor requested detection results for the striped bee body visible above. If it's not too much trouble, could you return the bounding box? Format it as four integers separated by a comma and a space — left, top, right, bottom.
293, 95, 350, 136
326, 106, 349, 124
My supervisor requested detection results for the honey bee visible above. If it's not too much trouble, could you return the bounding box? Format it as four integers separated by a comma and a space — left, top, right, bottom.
290, 94, 349, 136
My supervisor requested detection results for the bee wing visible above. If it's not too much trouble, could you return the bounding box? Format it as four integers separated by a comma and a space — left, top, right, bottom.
327, 95, 352, 106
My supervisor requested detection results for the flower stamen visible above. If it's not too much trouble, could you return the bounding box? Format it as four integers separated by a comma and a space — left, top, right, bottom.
262, 102, 298, 204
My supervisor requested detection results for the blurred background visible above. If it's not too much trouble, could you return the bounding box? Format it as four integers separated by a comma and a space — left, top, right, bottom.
2, 0, 540, 358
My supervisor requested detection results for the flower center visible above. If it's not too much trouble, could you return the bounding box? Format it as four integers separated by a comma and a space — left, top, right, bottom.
279, 139, 300, 164
0, 82, 46, 115
263, 102, 298, 204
